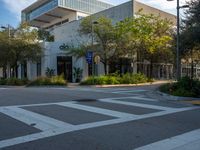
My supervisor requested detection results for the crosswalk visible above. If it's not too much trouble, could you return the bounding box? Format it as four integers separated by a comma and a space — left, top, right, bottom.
0, 96, 197, 149
54, 87, 148, 94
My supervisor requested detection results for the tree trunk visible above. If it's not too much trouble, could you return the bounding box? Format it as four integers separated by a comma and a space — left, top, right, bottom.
150, 59, 153, 78
3, 66, 7, 78
191, 60, 194, 79
190, 49, 194, 79
149, 54, 154, 78
15, 62, 18, 78
103, 49, 108, 75
104, 61, 108, 75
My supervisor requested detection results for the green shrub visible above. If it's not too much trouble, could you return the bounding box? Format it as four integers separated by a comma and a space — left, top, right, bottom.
81, 73, 149, 85
0, 78, 28, 86
159, 76, 200, 97
0, 78, 6, 85
106, 76, 120, 85
80, 76, 120, 85
27, 76, 67, 86
172, 88, 196, 97
120, 73, 148, 84
81, 76, 115, 85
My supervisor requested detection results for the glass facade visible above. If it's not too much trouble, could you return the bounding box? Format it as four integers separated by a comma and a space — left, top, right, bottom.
58, 0, 113, 14
25, 0, 58, 21
23, 0, 113, 22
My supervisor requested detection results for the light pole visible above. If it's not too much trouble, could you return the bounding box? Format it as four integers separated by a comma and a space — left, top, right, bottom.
167, 0, 189, 80
91, 21, 98, 76
1, 24, 11, 38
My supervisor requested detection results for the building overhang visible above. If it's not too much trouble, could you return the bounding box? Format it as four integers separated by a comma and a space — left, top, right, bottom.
28, 7, 77, 28
22, 0, 50, 13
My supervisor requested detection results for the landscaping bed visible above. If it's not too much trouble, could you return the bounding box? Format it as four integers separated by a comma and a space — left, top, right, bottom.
0, 75, 67, 86
0, 78, 28, 86
159, 76, 200, 98
27, 76, 67, 86
80, 73, 153, 85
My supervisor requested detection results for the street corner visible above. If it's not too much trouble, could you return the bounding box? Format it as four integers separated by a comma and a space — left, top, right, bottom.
184, 100, 200, 106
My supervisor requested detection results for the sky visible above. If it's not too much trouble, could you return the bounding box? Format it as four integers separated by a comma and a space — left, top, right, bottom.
0, 0, 188, 28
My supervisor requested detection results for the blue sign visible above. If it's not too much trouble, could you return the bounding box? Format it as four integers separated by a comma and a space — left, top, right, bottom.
86, 52, 93, 64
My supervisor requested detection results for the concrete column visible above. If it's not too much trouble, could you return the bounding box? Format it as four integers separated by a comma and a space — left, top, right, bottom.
0, 68, 3, 78
166, 65, 169, 79
158, 65, 160, 79
133, 62, 137, 74
162, 65, 164, 79
18, 64, 22, 79
7, 65, 11, 78
27, 62, 31, 80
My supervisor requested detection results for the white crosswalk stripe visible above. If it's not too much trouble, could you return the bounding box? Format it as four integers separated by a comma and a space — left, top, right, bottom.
57, 102, 138, 118
99, 98, 174, 111
135, 129, 200, 150
0, 107, 74, 131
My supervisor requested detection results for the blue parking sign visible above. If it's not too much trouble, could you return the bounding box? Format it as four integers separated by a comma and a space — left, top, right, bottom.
86, 51, 93, 64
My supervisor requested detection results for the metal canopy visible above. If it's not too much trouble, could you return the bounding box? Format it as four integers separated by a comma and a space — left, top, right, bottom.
29, 7, 76, 28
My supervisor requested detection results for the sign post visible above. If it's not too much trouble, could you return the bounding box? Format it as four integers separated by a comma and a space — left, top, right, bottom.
86, 52, 93, 76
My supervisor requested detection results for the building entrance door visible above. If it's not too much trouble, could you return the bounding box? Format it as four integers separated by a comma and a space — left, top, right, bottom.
57, 56, 72, 82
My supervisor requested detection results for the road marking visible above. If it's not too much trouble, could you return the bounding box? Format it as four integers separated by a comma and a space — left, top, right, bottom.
0, 107, 74, 131
134, 128, 200, 150
0, 96, 150, 109
131, 97, 158, 102
60, 88, 148, 95
0, 104, 196, 149
112, 90, 147, 93
58, 102, 138, 118
124, 96, 158, 102
0, 102, 59, 109
99, 99, 174, 111
102, 96, 158, 102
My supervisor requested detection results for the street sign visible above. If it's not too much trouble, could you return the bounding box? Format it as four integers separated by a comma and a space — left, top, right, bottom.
86, 51, 93, 64
94, 55, 100, 64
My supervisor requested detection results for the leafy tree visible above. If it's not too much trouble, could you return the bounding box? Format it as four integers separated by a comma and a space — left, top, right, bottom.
0, 31, 10, 77
38, 29, 54, 42
0, 22, 42, 78
115, 13, 173, 77
115, 18, 139, 73
135, 13, 173, 77
183, 0, 200, 46
180, 0, 200, 78
79, 16, 117, 75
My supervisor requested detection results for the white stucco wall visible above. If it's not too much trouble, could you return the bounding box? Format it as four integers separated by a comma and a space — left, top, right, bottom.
0, 68, 3, 78
41, 1, 134, 81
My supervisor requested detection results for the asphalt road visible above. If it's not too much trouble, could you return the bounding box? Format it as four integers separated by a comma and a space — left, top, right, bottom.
0, 85, 199, 150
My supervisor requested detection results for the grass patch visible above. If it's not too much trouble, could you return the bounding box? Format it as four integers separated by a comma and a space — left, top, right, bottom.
160, 76, 200, 98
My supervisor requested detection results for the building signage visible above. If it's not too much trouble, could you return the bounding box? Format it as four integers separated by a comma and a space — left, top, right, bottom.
86, 52, 93, 64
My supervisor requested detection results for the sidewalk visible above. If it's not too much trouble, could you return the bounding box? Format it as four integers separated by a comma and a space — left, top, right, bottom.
95, 80, 174, 88
68, 80, 174, 88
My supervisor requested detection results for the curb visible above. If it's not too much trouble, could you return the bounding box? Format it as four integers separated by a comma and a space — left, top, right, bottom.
156, 91, 200, 101
183, 100, 200, 106
85, 80, 173, 88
